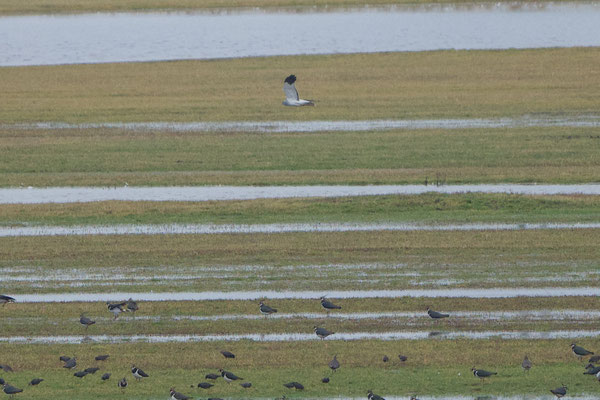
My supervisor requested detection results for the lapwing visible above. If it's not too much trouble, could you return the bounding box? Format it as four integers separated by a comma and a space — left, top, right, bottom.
589, 355, 600, 363
84, 367, 100, 374
314, 326, 334, 340
101, 373, 111, 381
259, 301, 277, 316
169, 387, 191, 400
95, 354, 109, 361
197, 382, 213, 389
59, 356, 71, 363
0, 364, 13, 372
426, 307, 449, 319
205, 373, 219, 380
118, 377, 127, 390
320, 296, 342, 315
131, 365, 149, 381
283, 382, 304, 390
382, 355, 389, 362
126, 298, 139, 315
571, 343, 594, 360
550, 384, 567, 398
240, 382, 252, 388
329, 355, 340, 372
208, 398, 224, 400
106, 301, 127, 320
63, 357, 77, 369
79, 314, 95, 330
282, 75, 315, 107
322, 377, 330, 383
0, 379, 4, 385
2, 383, 22, 396
74, 371, 88, 378
219, 368, 243, 382
522, 355, 532, 372
472, 367, 497, 381
410, 396, 420, 400
0, 295, 15, 306
367, 389, 385, 400
28, 379, 43, 386
584, 364, 600, 375
220, 350, 235, 359
398, 355, 408, 362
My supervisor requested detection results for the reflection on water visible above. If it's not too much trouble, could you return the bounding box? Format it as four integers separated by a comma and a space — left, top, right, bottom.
1, 3, 600, 66
2, 184, 600, 204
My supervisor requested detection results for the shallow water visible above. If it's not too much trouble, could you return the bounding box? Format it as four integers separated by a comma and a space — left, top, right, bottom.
2, 222, 600, 237
2, 184, 600, 204
1, 3, 600, 66
9, 288, 600, 302
13, 115, 600, 132
2, 330, 599, 344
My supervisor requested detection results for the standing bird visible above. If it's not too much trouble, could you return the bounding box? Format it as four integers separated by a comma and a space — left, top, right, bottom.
219, 369, 242, 383
28, 379, 43, 386
328, 355, 340, 372
314, 326, 334, 340
106, 301, 127, 320
118, 377, 127, 390
63, 357, 77, 369
2, 383, 22, 396
571, 343, 594, 360
259, 301, 277, 316
79, 314, 95, 330
589, 355, 600, 363
426, 307, 449, 319
0, 295, 15, 306
131, 365, 149, 381
472, 367, 497, 381
382, 355, 389, 363
282, 75, 315, 107
320, 297, 342, 315
398, 355, 408, 362
169, 387, 191, 400
550, 385, 567, 398
220, 350, 235, 359
522, 355, 532, 372
367, 389, 385, 400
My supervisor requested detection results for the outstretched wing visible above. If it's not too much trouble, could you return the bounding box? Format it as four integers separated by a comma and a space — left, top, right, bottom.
283, 81, 299, 101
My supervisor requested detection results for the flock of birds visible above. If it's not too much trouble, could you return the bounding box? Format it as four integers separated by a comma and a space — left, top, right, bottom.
1, 293, 599, 399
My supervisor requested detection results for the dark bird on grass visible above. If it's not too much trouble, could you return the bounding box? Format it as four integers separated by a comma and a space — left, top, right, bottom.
59, 356, 71, 363
0, 380, 4, 386
169, 387, 191, 400
197, 382, 213, 389
522, 355, 532, 372
95, 354, 109, 361
472, 367, 497, 380
106, 301, 127, 320
320, 296, 342, 313
118, 377, 127, 390
398, 355, 408, 362
84, 367, 100, 374
589, 355, 600, 363
240, 382, 252, 388
0, 295, 15, 306
584, 363, 600, 375
382, 355, 389, 362
410, 396, 420, 400
283, 382, 304, 390
329, 355, 340, 372
322, 377, 330, 383
314, 326, 334, 340
2, 383, 22, 396
126, 298, 138, 314
74, 371, 88, 378
131, 365, 149, 381
426, 307, 449, 319
63, 357, 77, 369
79, 313, 95, 330
282, 75, 315, 107
0, 365, 13, 372
205, 373, 219, 380
101, 373, 111, 381
219, 369, 242, 383
220, 350, 235, 359
572, 343, 594, 360
259, 301, 277, 316
28, 379, 43, 386
367, 389, 385, 400
208, 398, 224, 400
550, 385, 567, 398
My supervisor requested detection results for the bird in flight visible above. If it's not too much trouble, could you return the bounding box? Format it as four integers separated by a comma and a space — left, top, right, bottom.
282, 75, 314, 106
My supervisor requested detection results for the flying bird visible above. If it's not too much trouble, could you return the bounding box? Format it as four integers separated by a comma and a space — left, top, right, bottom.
282, 75, 314, 106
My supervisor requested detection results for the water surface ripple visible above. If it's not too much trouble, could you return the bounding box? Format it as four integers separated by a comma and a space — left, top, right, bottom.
2, 184, 600, 204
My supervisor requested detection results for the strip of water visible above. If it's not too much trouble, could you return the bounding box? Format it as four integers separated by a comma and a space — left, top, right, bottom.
2, 222, 600, 237
7, 288, 600, 303
2, 184, 600, 204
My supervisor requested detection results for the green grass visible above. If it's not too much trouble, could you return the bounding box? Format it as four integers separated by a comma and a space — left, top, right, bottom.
2, 194, 600, 226
1, 340, 599, 399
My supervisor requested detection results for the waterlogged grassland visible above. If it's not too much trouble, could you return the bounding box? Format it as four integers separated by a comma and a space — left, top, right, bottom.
2, 126, 600, 186
0, 341, 599, 399
2, 194, 600, 226
2, 48, 600, 123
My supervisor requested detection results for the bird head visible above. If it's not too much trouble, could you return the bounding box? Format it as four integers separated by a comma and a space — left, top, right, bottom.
259, 301, 264, 305
571, 343, 576, 348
